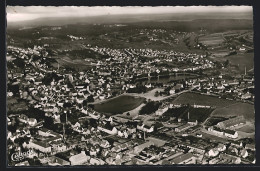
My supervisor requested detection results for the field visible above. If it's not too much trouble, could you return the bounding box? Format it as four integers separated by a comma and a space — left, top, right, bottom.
224, 52, 254, 73
211, 102, 255, 121
93, 95, 145, 114
172, 92, 236, 108
54, 56, 94, 71
236, 123, 255, 134
198, 33, 225, 47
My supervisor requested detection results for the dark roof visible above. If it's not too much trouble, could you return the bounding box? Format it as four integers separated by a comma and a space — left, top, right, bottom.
224, 129, 236, 135
213, 126, 223, 132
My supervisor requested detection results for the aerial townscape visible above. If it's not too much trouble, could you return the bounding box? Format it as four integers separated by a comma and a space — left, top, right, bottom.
6, 6, 255, 166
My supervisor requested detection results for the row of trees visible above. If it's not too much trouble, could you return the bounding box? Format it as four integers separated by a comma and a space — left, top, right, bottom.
139, 101, 161, 115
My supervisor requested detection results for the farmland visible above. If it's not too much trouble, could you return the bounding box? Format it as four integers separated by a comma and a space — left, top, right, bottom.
198, 33, 225, 47
172, 92, 236, 108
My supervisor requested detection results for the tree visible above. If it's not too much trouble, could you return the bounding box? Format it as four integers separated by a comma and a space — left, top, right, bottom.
139, 101, 161, 115
13, 58, 25, 69
8, 84, 20, 97
83, 100, 88, 106
43, 117, 54, 130
87, 95, 94, 103
154, 122, 164, 131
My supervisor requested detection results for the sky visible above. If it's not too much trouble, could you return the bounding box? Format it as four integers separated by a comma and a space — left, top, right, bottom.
6, 6, 253, 22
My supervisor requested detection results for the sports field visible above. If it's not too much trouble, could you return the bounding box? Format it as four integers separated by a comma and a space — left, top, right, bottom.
172, 92, 236, 108
93, 95, 145, 114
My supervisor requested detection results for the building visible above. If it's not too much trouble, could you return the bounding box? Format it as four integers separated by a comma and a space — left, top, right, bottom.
208, 148, 219, 157
28, 140, 52, 153
28, 118, 37, 126
187, 145, 205, 154
15, 161, 30, 166
175, 124, 192, 132
245, 144, 255, 151
38, 128, 61, 138
137, 124, 154, 133
216, 144, 226, 152
48, 156, 70, 166
208, 126, 224, 136
69, 151, 90, 165
89, 158, 105, 165
133, 141, 154, 154
224, 129, 238, 139
155, 107, 168, 116
217, 116, 246, 129
170, 153, 196, 164
219, 153, 241, 164
97, 126, 118, 135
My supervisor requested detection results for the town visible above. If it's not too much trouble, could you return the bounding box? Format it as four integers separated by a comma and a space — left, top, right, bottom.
6, 6, 255, 166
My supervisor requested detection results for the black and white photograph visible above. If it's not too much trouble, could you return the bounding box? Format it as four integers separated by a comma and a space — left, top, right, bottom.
5, 5, 255, 166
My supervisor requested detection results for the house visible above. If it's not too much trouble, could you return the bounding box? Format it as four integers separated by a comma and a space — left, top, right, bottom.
219, 153, 241, 164
188, 119, 198, 126
240, 148, 248, 158
217, 116, 246, 129
209, 158, 220, 164
48, 156, 70, 166
245, 144, 255, 151
216, 143, 226, 152
38, 128, 61, 138
170, 153, 196, 164
208, 126, 224, 136
169, 88, 175, 95
137, 124, 154, 133
69, 151, 90, 165
15, 160, 30, 166
97, 126, 118, 135
28, 140, 52, 153
155, 107, 168, 116
88, 112, 100, 120
50, 141, 67, 152
208, 148, 219, 157
100, 140, 110, 148
187, 145, 205, 154
19, 114, 29, 123
224, 129, 238, 139
89, 158, 105, 165
28, 118, 37, 126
